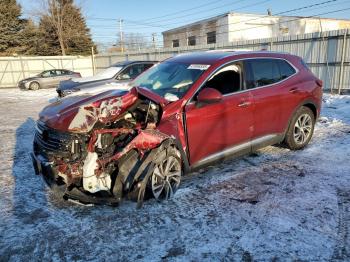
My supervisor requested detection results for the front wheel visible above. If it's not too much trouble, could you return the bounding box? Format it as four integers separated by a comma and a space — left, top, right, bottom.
284, 106, 315, 150
29, 81, 40, 90
150, 153, 182, 201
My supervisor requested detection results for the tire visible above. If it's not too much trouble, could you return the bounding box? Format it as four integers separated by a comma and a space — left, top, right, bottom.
148, 150, 182, 201
283, 106, 315, 150
29, 81, 40, 90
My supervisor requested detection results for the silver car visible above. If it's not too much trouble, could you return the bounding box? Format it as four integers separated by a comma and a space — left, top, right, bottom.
18, 69, 81, 90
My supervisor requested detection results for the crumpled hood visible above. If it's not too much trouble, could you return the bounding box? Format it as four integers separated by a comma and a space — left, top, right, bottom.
40, 89, 132, 133
39, 87, 169, 133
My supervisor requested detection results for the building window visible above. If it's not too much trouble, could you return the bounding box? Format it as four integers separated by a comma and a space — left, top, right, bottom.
279, 27, 289, 34
207, 31, 216, 44
187, 36, 196, 46
172, 39, 179, 47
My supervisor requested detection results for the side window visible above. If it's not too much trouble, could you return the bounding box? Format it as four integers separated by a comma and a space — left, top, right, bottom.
201, 62, 242, 95
41, 71, 51, 77
55, 70, 63, 75
245, 59, 281, 88
50, 70, 57, 77
119, 64, 145, 80
142, 63, 154, 72
277, 60, 296, 80
60, 70, 69, 75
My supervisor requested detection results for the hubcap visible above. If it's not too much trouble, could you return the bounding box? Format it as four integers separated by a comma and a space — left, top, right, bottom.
293, 113, 312, 145
31, 82, 39, 90
151, 155, 181, 201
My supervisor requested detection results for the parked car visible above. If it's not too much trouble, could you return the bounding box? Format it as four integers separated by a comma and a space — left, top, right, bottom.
55, 81, 132, 98
56, 61, 157, 97
31, 51, 322, 207
18, 69, 81, 90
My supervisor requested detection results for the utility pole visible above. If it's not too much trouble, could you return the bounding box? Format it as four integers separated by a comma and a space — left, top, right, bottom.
91, 46, 96, 75
152, 33, 157, 49
119, 18, 124, 53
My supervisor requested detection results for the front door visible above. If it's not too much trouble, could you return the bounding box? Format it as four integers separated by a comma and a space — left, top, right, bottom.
41, 70, 58, 88
185, 62, 254, 165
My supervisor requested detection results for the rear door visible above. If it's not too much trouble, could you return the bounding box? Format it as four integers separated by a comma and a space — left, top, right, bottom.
185, 62, 254, 165
244, 58, 287, 140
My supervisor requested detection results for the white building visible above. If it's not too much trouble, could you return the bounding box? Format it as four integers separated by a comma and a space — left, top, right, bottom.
162, 12, 350, 48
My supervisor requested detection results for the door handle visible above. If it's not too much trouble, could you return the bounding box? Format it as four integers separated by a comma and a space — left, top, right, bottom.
238, 101, 251, 108
289, 87, 299, 94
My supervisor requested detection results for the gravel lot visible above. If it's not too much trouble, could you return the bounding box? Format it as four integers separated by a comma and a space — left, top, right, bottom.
0, 89, 350, 261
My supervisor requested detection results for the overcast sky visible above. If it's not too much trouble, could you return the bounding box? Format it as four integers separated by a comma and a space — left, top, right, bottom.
18, 0, 350, 47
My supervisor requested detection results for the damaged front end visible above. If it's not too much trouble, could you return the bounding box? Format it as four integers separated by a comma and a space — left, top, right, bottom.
32, 88, 182, 207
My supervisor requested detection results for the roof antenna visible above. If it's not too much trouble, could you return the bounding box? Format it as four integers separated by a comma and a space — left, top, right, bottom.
267, 8, 272, 16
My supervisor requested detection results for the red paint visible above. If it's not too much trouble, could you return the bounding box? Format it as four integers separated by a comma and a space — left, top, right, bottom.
39, 51, 322, 168
98, 129, 169, 167
197, 88, 223, 103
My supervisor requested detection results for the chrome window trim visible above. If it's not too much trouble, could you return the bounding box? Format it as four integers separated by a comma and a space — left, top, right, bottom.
186, 57, 299, 105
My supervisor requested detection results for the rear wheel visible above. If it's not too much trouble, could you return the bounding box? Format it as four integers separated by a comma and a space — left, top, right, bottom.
29, 81, 40, 90
284, 106, 315, 150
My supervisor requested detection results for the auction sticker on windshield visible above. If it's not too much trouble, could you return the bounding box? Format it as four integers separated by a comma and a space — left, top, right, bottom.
187, 64, 210, 70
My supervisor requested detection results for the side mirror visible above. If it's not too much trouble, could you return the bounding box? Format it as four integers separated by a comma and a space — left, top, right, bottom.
197, 88, 222, 104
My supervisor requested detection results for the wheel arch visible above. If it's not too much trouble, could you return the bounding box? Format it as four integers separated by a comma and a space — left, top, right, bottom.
284, 99, 318, 137
302, 102, 317, 119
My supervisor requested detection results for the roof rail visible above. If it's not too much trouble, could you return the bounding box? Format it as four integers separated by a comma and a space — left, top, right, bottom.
205, 49, 252, 52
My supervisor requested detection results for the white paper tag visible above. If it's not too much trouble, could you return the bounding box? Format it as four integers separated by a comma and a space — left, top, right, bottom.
188, 64, 210, 70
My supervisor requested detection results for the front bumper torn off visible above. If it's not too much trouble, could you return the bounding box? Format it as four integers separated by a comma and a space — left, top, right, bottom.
30, 152, 120, 206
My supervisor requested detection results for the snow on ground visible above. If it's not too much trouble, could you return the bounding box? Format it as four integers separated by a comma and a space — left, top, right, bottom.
0, 88, 349, 261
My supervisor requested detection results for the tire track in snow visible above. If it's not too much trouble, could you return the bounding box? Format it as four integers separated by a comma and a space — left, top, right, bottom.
332, 189, 350, 261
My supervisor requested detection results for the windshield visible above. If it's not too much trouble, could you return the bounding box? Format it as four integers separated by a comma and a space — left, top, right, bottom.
132, 62, 207, 101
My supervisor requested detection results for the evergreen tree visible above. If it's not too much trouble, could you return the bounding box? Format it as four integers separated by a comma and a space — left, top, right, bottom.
0, 0, 25, 55
19, 19, 42, 55
37, 15, 62, 56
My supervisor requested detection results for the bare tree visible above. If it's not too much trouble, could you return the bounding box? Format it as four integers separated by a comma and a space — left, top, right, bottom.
48, 0, 69, 55
34, 0, 93, 56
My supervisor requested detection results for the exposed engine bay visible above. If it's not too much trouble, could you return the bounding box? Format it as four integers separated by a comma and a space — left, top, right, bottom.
32, 91, 182, 207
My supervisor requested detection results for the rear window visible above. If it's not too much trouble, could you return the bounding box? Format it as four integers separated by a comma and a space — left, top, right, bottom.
245, 59, 296, 89
246, 59, 280, 88
277, 60, 296, 80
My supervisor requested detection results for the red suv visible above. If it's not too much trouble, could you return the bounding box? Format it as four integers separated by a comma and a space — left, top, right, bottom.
31, 51, 322, 206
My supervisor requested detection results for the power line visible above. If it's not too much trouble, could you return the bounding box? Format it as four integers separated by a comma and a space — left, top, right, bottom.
135, 0, 229, 22
125, 0, 248, 25
88, 0, 337, 33
165, 6, 350, 45
128, 0, 339, 39
146, 0, 338, 30
86, 0, 263, 29
90, 1, 349, 48
104, 5, 350, 46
